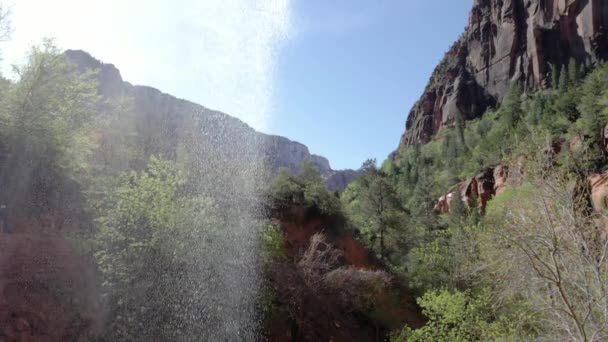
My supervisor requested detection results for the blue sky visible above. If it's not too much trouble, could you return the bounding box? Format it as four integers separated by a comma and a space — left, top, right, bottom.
268, 0, 472, 170
6, 0, 472, 171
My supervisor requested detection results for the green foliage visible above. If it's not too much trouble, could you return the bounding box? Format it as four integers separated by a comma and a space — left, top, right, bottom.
455, 110, 467, 151
260, 223, 287, 265
500, 81, 523, 129
568, 58, 580, 86
551, 63, 560, 89
0, 40, 101, 211
578, 66, 608, 137
392, 290, 526, 342
269, 168, 305, 210
343, 159, 415, 264
406, 232, 454, 290
559, 64, 569, 92
268, 161, 342, 217
94, 157, 225, 340
367, 61, 608, 341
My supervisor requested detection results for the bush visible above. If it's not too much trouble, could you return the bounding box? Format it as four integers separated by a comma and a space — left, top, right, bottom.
482, 171, 608, 340
268, 162, 342, 217
392, 290, 523, 342
260, 223, 287, 265
94, 157, 227, 340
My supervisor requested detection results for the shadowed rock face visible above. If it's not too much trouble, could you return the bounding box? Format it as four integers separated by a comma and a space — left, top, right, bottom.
400, 0, 608, 147
64, 50, 359, 191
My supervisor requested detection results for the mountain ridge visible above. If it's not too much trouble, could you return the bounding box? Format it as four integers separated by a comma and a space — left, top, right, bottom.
64, 49, 358, 191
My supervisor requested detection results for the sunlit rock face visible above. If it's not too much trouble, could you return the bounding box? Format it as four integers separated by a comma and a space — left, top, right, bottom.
65, 49, 358, 191
400, 0, 608, 147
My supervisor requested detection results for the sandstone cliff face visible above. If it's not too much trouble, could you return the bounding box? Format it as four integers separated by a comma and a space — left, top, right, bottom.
400, 0, 608, 147
64, 50, 358, 191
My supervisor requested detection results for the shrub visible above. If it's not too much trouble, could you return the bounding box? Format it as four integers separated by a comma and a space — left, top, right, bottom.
392, 290, 522, 342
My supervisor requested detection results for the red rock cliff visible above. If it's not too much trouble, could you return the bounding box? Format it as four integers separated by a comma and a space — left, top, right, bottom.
400, 0, 608, 147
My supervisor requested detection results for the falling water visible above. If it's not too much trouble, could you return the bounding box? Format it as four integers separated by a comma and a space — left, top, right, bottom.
170, 1, 292, 339
0, 0, 292, 340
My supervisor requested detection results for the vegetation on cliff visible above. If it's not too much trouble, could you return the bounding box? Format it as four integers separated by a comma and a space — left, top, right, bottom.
264, 58, 608, 341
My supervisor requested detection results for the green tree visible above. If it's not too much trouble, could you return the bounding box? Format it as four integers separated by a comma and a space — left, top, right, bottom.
501, 81, 523, 129
358, 160, 405, 262
568, 57, 580, 85
392, 290, 524, 342
551, 63, 560, 89
559, 64, 569, 91
577, 65, 608, 144
0, 40, 101, 211
268, 167, 304, 211
527, 94, 545, 126
268, 161, 341, 216
455, 110, 467, 152
95, 157, 225, 340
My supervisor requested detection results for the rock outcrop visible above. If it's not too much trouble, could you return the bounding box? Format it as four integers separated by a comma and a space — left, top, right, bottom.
435, 166, 505, 214
64, 50, 359, 191
400, 0, 608, 147
589, 172, 608, 236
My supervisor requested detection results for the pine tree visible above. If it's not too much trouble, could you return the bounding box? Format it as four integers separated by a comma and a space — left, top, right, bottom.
455, 110, 467, 152
528, 95, 545, 125
551, 63, 559, 89
579, 67, 608, 142
559, 64, 569, 91
568, 58, 579, 85
502, 82, 524, 128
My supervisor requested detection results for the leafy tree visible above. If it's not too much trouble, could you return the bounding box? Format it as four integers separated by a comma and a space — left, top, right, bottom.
95, 157, 226, 340
392, 290, 526, 342
268, 161, 342, 217
0, 40, 100, 212
268, 167, 305, 211
406, 232, 455, 290
260, 223, 287, 265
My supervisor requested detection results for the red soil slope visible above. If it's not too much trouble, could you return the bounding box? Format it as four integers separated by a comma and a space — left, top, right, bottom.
267, 206, 424, 341
0, 230, 101, 342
